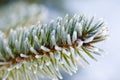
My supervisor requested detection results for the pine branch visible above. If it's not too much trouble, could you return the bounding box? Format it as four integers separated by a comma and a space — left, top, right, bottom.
0, 2, 48, 32
0, 14, 108, 80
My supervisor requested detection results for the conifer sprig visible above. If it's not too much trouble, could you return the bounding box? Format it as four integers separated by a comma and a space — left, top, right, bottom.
0, 14, 108, 80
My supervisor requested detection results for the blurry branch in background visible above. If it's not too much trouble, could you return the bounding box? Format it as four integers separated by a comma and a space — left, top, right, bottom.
0, 0, 70, 33
0, 0, 68, 13
0, 2, 48, 35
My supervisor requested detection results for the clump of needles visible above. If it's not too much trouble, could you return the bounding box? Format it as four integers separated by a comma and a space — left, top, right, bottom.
0, 14, 108, 80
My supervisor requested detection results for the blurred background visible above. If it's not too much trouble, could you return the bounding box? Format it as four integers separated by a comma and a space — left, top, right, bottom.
0, 0, 119, 80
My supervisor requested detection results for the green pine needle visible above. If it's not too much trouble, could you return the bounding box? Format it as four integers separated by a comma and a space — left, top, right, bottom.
0, 14, 108, 80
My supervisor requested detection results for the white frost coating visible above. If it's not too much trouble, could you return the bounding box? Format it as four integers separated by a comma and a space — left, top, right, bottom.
0, 62, 10, 65
50, 20, 54, 24
55, 46, 62, 51
87, 47, 103, 57
28, 66, 31, 70
83, 30, 100, 43
62, 49, 70, 56
51, 29, 55, 36
34, 36, 38, 42
54, 51, 61, 60
55, 67, 59, 71
39, 63, 43, 69
6, 47, 14, 58
27, 63, 32, 70
20, 53, 29, 58
67, 51, 71, 56
16, 63, 22, 69
92, 47, 100, 52
51, 35, 56, 46
57, 24, 60, 35
7, 65, 17, 71
32, 29, 36, 36
69, 19, 73, 27
73, 14, 77, 18
46, 61, 50, 66
34, 63, 38, 67
23, 38, 29, 50
76, 39, 83, 48
57, 17, 62, 22
3, 39, 7, 46
101, 26, 107, 30
76, 15, 80, 21
64, 14, 69, 23
2, 71, 10, 80
67, 34, 72, 45
0, 31, 5, 38
34, 36, 41, 47
60, 60, 64, 64
70, 47, 75, 55
72, 31, 77, 43
34, 70, 37, 74
41, 29, 44, 38
24, 38, 28, 43
41, 46, 50, 52
30, 47, 39, 54
75, 22, 82, 36
62, 26, 66, 43
15, 39, 20, 51
35, 55, 42, 58
83, 37, 94, 43
12, 30, 17, 37
10, 29, 14, 34
72, 69, 77, 74
101, 28, 109, 36
49, 52, 54, 58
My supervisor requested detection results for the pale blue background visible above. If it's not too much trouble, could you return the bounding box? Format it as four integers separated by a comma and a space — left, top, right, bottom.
60, 0, 119, 80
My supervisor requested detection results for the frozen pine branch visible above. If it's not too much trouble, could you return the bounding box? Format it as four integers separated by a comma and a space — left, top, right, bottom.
0, 14, 108, 80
